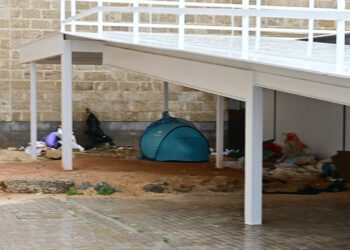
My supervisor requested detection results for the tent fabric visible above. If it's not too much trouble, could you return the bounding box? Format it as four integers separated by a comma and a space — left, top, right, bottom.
140, 116, 209, 162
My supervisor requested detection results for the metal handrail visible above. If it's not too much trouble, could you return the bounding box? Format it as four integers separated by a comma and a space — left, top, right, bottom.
61, 0, 349, 62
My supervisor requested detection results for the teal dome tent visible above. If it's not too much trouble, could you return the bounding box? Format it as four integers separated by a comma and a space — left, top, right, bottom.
140, 113, 209, 162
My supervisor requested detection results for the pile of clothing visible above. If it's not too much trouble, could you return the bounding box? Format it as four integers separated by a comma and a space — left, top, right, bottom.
263, 133, 318, 178
25, 127, 85, 159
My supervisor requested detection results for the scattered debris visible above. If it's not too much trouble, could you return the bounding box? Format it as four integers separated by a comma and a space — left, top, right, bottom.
83, 146, 139, 160
79, 181, 93, 190
1, 179, 74, 194
94, 181, 119, 195
208, 180, 240, 192
24, 141, 46, 156
222, 158, 244, 169
172, 184, 195, 193
45, 149, 62, 160
260, 133, 350, 195
143, 183, 168, 193
264, 179, 347, 195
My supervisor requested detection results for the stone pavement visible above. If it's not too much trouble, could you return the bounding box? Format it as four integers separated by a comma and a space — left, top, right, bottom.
0, 193, 349, 250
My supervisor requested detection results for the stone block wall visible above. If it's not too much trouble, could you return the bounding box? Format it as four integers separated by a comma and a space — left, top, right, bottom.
0, 0, 349, 147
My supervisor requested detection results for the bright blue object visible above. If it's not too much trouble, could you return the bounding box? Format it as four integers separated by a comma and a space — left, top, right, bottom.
140, 114, 209, 162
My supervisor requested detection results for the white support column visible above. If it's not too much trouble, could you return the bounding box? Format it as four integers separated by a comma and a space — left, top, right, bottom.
216, 95, 224, 168
245, 81, 263, 225
30, 62, 37, 160
61, 40, 73, 171
163, 81, 169, 112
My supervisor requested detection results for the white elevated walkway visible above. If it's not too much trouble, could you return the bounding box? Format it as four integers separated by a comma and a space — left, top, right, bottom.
21, 31, 350, 104
19, 0, 350, 226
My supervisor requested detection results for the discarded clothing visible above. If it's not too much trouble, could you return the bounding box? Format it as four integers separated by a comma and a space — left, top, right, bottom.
44, 131, 61, 149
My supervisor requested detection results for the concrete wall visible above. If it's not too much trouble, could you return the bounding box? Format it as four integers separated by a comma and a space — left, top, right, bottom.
0, 121, 218, 149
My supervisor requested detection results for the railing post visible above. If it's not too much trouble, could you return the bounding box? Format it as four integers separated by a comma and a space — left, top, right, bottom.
71, 0, 76, 33
133, 0, 139, 43
98, 0, 103, 35
178, 0, 185, 49
149, 2, 153, 35
336, 0, 345, 65
242, 0, 249, 58
255, 0, 261, 50
307, 0, 315, 58
60, 0, 65, 32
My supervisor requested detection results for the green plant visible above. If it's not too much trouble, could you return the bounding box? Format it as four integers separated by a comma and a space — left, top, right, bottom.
162, 237, 170, 243
65, 188, 83, 196
97, 186, 116, 195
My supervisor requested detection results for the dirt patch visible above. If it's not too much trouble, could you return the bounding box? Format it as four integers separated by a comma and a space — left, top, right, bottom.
0, 153, 244, 196
0, 150, 32, 163
0, 150, 347, 197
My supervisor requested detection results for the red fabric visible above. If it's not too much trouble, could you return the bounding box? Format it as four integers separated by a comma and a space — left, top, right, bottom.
263, 143, 283, 154
285, 133, 306, 149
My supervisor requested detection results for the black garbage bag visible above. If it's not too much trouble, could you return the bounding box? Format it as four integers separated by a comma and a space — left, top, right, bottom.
85, 108, 116, 148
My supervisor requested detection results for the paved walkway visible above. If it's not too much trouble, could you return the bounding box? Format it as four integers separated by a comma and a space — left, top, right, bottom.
0, 193, 349, 249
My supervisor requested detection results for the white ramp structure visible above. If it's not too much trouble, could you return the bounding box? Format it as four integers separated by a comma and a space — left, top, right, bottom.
20, 0, 350, 225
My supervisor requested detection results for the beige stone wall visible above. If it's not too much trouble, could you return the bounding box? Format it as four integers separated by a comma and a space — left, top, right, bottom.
0, 0, 348, 123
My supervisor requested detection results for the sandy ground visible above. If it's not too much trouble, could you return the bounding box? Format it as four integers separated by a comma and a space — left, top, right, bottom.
0, 149, 348, 204
0, 149, 32, 163
0, 150, 244, 196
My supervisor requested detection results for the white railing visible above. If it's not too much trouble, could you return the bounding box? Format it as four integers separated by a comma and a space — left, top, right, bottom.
60, 0, 350, 62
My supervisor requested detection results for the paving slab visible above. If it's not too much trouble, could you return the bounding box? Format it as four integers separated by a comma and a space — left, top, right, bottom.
0, 193, 348, 249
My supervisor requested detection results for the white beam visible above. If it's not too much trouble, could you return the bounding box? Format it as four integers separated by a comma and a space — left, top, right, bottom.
104, 45, 251, 101
216, 95, 225, 168
245, 82, 263, 225
61, 40, 73, 171
20, 33, 64, 64
30, 62, 37, 160
256, 72, 350, 107
163, 81, 169, 112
